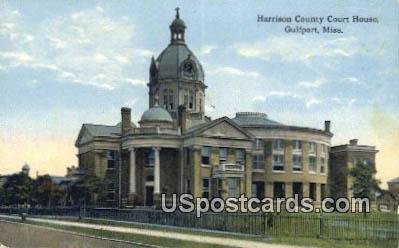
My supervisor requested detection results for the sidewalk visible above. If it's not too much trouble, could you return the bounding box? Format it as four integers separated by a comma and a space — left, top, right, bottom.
0, 215, 304, 248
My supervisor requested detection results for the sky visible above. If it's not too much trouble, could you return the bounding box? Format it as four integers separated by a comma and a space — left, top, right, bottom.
0, 1, 398, 187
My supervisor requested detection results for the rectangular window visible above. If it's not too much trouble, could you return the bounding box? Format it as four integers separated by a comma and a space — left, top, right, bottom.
252, 155, 265, 170
273, 139, 284, 151
292, 182, 303, 199
145, 149, 155, 167
254, 139, 265, 150
320, 158, 326, 174
292, 155, 303, 171
309, 156, 317, 173
202, 178, 210, 199
169, 95, 174, 109
189, 95, 194, 109
235, 149, 245, 165
163, 95, 168, 109
252, 182, 265, 198
309, 183, 316, 201
321, 184, 326, 199
106, 150, 116, 169
273, 182, 285, 198
227, 178, 240, 197
273, 154, 284, 171
107, 192, 115, 200
309, 142, 316, 154
292, 140, 302, 151
321, 144, 326, 154
219, 148, 227, 164
201, 146, 211, 165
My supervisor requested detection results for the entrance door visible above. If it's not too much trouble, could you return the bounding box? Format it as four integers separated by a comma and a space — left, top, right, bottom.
145, 186, 154, 206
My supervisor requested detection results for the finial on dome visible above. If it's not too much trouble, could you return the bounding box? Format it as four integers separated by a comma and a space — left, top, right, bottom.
175, 7, 180, 19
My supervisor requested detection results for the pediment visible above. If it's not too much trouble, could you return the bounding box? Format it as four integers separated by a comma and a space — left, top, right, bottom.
200, 119, 252, 139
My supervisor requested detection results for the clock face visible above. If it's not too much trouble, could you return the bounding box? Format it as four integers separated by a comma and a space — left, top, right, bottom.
183, 61, 194, 74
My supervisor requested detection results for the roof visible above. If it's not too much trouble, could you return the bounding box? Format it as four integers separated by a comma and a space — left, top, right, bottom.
388, 177, 399, 184
156, 44, 204, 82
84, 124, 121, 138
232, 112, 283, 127
140, 105, 173, 123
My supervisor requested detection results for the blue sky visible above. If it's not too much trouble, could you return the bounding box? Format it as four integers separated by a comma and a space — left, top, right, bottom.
0, 1, 398, 185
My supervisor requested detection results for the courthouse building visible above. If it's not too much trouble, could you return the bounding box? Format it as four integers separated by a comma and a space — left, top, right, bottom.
76, 10, 341, 207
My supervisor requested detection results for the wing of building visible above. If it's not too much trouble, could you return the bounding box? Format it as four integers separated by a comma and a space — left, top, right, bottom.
75, 10, 334, 207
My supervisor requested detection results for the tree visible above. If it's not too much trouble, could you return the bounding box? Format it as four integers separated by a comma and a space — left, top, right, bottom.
350, 161, 380, 199
69, 175, 105, 206
33, 175, 65, 207
2, 173, 33, 206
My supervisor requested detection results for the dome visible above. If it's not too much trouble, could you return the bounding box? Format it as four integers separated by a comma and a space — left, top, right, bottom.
140, 105, 173, 123
232, 112, 283, 127
156, 45, 205, 82
170, 18, 186, 28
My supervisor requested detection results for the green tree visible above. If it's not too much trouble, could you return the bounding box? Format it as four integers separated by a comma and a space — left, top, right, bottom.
350, 161, 380, 199
69, 175, 105, 205
33, 175, 65, 207
2, 173, 33, 205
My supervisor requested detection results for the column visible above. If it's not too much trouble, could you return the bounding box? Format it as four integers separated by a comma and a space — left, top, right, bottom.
153, 147, 161, 194
245, 150, 253, 197
129, 148, 136, 194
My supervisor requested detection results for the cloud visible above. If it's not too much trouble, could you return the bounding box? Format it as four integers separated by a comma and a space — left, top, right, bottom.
199, 45, 217, 56
297, 78, 326, 88
125, 78, 147, 86
236, 36, 363, 62
0, 6, 152, 90
253, 91, 322, 112
207, 66, 261, 78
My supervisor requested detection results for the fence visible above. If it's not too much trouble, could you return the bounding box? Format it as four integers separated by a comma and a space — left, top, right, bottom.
0, 207, 398, 240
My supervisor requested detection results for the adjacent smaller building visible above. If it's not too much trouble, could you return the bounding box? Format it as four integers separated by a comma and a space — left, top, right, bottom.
329, 139, 378, 199
387, 177, 399, 198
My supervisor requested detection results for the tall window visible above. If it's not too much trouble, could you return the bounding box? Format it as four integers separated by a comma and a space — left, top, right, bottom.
320, 184, 326, 199
189, 93, 194, 109
219, 148, 227, 164
217, 179, 223, 197
292, 140, 302, 151
202, 178, 210, 198
235, 149, 245, 165
309, 142, 316, 154
292, 155, 303, 171
163, 89, 174, 110
254, 139, 265, 150
309, 156, 317, 173
201, 146, 210, 165
106, 150, 116, 169
273, 139, 284, 151
320, 157, 326, 174
145, 150, 154, 167
292, 182, 303, 199
227, 178, 240, 197
309, 183, 316, 201
252, 155, 265, 170
273, 182, 285, 198
273, 154, 284, 171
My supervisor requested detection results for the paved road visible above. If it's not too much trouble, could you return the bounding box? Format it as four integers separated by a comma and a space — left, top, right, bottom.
0, 220, 147, 248
5, 216, 302, 248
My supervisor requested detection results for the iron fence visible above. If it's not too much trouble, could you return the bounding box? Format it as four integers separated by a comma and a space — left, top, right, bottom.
0, 207, 397, 240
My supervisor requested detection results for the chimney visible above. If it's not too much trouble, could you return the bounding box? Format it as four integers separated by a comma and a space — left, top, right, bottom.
349, 139, 358, 146
178, 105, 187, 134
121, 107, 132, 135
324, 120, 331, 132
